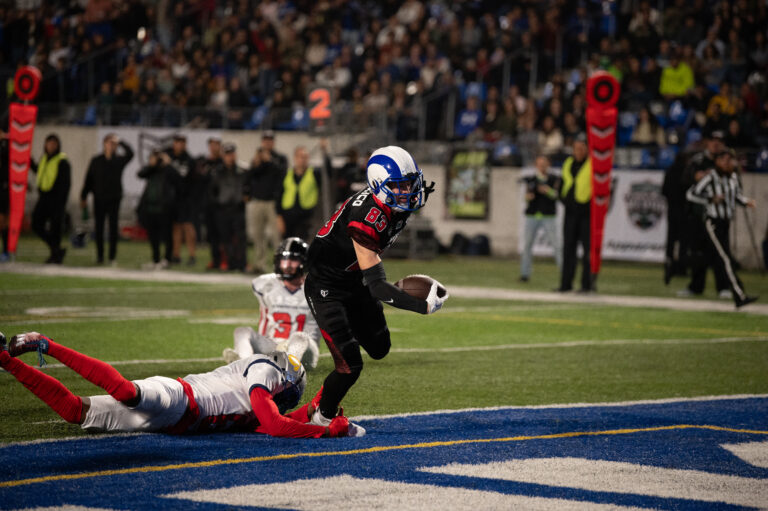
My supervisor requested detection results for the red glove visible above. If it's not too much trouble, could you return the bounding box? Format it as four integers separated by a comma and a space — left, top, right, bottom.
328, 415, 349, 437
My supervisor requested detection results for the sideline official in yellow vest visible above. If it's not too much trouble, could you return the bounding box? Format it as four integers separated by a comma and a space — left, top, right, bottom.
557, 134, 593, 292
277, 146, 320, 240
31, 133, 71, 264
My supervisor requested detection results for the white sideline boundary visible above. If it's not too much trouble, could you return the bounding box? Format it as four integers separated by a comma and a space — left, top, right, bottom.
2, 262, 768, 315
2, 393, 766, 449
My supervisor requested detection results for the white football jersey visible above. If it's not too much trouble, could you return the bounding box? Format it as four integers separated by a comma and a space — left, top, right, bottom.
182, 354, 286, 431
252, 274, 319, 342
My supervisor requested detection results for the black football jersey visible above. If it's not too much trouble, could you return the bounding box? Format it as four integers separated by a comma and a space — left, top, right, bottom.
306, 188, 411, 288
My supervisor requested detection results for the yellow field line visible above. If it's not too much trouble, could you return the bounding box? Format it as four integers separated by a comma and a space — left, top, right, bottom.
2, 424, 766, 489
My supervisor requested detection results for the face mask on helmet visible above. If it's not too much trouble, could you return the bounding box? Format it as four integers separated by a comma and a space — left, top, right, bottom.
366, 146, 424, 212
274, 237, 308, 281
270, 351, 307, 414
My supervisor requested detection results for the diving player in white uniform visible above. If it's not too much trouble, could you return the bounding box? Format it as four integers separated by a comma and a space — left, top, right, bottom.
223, 237, 321, 370
1, 331, 351, 438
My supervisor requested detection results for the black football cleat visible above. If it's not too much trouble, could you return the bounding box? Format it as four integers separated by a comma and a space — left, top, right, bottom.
0, 331, 7, 353
735, 295, 758, 309
8, 332, 50, 358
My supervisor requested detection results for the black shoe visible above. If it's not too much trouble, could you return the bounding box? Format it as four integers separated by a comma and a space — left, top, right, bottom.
519, 276, 529, 282
663, 262, 672, 285
553, 287, 572, 293
735, 295, 758, 309
0, 331, 7, 353
54, 247, 66, 264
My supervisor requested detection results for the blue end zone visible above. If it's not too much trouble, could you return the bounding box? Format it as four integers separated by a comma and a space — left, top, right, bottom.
2, 396, 767, 510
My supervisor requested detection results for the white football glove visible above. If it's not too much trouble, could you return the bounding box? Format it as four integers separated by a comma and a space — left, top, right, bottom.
425, 278, 449, 314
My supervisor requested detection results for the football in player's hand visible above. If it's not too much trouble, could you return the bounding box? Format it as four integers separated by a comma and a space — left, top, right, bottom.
394, 274, 446, 300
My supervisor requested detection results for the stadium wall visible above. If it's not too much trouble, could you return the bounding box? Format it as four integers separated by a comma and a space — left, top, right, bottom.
23, 126, 768, 268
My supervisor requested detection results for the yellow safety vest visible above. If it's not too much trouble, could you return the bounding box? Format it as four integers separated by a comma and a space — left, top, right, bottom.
36, 152, 66, 192
560, 157, 592, 204
281, 167, 318, 210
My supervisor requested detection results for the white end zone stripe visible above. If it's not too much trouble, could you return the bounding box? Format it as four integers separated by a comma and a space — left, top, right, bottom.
163, 474, 645, 511
422, 458, 768, 508
721, 441, 768, 468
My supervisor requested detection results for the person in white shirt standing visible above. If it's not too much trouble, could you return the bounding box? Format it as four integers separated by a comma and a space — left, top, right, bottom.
223, 237, 321, 369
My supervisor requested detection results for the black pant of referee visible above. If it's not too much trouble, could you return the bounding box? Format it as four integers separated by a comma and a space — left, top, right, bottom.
695, 217, 756, 308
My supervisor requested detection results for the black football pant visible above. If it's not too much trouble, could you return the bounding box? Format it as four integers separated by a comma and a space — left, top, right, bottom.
216, 203, 246, 271
560, 205, 591, 291
304, 274, 391, 418
687, 217, 728, 294
691, 218, 747, 303
32, 196, 66, 258
93, 199, 120, 262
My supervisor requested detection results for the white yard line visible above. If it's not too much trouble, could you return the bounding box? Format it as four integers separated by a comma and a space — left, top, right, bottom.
2, 262, 767, 315
25, 335, 765, 370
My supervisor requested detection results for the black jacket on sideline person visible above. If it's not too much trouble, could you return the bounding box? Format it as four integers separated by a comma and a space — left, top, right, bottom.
80, 141, 134, 202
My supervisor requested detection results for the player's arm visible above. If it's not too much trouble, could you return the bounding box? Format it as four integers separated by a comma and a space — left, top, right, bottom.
249, 387, 347, 438
354, 240, 428, 314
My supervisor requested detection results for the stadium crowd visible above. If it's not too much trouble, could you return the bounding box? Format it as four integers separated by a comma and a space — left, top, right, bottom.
0, 0, 766, 159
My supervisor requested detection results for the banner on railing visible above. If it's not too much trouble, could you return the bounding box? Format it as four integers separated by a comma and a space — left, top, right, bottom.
7, 66, 41, 254
586, 71, 620, 277
445, 149, 491, 220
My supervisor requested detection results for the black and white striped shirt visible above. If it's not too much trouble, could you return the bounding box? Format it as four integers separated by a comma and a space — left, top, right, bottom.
686, 169, 748, 220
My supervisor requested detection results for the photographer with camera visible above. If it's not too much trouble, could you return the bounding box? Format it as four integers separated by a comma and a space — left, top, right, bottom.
137, 150, 176, 269
244, 135, 285, 273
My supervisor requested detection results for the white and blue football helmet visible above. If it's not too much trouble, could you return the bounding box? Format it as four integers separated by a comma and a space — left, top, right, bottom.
366, 146, 425, 212
269, 351, 307, 414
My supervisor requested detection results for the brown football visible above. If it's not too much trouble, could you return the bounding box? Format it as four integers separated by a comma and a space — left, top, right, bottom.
394, 274, 444, 300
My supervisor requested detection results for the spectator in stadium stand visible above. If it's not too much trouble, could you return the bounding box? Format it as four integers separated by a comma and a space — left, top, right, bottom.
277, 146, 320, 241
724, 118, 757, 150
164, 133, 198, 266
538, 115, 564, 157
707, 82, 737, 118
31, 134, 71, 265
80, 134, 134, 266
520, 154, 561, 283
659, 51, 695, 102
136, 150, 175, 270
210, 143, 247, 272
454, 95, 482, 139
557, 134, 593, 293
631, 107, 666, 147
244, 141, 284, 274
197, 137, 223, 271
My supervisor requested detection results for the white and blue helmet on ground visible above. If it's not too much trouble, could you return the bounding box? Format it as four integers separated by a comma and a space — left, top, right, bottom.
270, 351, 307, 414
366, 146, 426, 212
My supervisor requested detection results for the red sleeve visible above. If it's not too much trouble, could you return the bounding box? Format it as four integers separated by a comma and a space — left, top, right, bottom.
285, 403, 310, 423
347, 223, 382, 253
250, 387, 326, 438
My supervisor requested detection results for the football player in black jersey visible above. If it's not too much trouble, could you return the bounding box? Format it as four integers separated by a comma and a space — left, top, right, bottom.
304, 146, 448, 435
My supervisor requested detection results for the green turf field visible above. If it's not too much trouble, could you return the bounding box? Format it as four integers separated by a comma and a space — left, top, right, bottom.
1, 237, 767, 444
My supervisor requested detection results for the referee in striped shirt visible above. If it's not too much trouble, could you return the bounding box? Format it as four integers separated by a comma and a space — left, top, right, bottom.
685, 149, 758, 308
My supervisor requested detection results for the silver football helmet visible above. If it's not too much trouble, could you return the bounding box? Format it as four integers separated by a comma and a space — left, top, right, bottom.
269, 351, 307, 413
